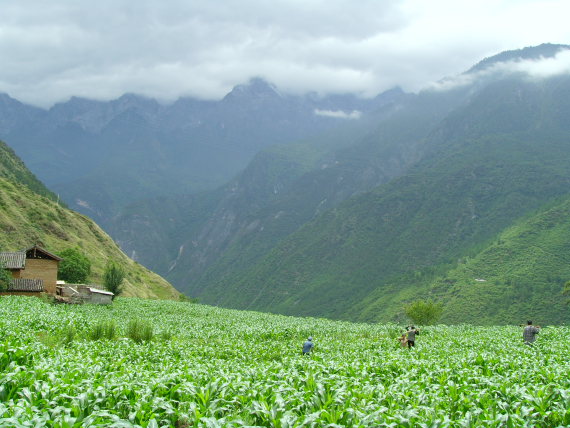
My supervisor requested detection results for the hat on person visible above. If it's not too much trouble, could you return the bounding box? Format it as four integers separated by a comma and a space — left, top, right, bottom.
308, 336, 313, 341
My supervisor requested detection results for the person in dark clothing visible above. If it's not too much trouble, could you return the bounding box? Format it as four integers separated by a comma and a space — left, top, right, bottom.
406, 326, 419, 348
523, 320, 540, 345
302, 336, 314, 355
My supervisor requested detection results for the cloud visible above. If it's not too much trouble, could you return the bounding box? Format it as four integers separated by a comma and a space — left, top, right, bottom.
314, 109, 362, 119
501, 49, 570, 78
426, 49, 570, 92
0, 0, 569, 107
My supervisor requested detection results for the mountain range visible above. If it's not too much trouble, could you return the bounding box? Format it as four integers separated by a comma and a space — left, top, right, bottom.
2, 43, 570, 324
0, 78, 399, 224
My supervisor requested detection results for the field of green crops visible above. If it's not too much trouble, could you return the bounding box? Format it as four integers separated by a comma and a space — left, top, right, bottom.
0, 296, 569, 427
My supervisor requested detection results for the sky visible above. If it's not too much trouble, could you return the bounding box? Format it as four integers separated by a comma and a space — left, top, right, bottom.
0, 0, 569, 108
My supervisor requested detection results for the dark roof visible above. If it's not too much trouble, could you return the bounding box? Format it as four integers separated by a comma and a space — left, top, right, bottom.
0, 252, 26, 269
8, 278, 44, 292
25, 245, 62, 261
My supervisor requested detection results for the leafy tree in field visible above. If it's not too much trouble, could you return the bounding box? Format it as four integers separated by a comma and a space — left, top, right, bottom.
404, 299, 444, 325
0, 262, 11, 291
104, 261, 125, 300
57, 248, 91, 284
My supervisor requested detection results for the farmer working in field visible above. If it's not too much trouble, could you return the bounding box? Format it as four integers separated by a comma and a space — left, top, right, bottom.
406, 326, 420, 348
522, 320, 540, 345
302, 336, 314, 355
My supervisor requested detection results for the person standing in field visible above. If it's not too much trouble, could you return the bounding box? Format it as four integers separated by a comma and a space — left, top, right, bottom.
302, 336, 314, 355
406, 326, 420, 348
523, 320, 540, 345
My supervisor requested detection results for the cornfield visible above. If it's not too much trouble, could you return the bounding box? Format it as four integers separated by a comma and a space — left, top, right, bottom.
0, 296, 568, 427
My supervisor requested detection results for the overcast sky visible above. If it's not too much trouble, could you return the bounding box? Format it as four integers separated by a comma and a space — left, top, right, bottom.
0, 0, 568, 108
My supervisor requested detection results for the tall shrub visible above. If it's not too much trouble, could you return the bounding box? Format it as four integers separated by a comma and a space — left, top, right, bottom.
57, 248, 91, 284
404, 299, 444, 325
103, 261, 125, 300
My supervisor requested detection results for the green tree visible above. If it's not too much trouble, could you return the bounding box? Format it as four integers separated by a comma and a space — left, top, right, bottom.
104, 261, 125, 300
57, 248, 91, 284
0, 262, 11, 291
564, 281, 570, 304
404, 299, 444, 326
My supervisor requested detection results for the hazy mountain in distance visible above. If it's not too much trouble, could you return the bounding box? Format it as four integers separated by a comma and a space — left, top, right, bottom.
4, 43, 570, 325
0, 79, 402, 225
111, 44, 570, 325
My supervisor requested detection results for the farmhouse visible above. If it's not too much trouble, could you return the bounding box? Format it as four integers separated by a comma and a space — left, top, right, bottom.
1, 245, 115, 303
0, 245, 61, 296
57, 283, 114, 305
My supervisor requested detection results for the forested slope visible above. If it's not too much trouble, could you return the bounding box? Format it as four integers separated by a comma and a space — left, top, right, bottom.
195, 73, 570, 324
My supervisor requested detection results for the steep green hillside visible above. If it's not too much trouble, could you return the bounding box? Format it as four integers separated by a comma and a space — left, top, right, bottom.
193, 74, 570, 324
431, 198, 570, 324
0, 140, 181, 299
0, 140, 58, 202
0, 177, 180, 299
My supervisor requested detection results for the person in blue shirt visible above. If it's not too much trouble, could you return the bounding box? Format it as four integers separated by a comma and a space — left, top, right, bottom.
302, 336, 314, 355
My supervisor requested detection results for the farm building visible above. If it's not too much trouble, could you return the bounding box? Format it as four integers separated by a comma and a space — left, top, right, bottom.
56, 283, 114, 305
0, 245, 62, 296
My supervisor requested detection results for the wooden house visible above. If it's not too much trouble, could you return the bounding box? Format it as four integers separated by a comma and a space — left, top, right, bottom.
0, 245, 62, 296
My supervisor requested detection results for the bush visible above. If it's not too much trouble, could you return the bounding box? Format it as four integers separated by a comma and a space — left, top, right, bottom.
104, 320, 117, 340
0, 263, 11, 292
57, 248, 91, 284
404, 299, 444, 326
103, 261, 125, 300
127, 318, 153, 343
89, 322, 105, 341
89, 320, 117, 341
62, 325, 77, 345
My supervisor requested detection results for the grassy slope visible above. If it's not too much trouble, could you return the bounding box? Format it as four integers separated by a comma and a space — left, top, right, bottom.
432, 197, 570, 324
0, 176, 180, 299
0, 141, 58, 202
1, 138, 180, 299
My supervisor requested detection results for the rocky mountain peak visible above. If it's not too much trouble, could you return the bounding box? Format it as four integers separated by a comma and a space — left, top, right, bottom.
222, 77, 282, 102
